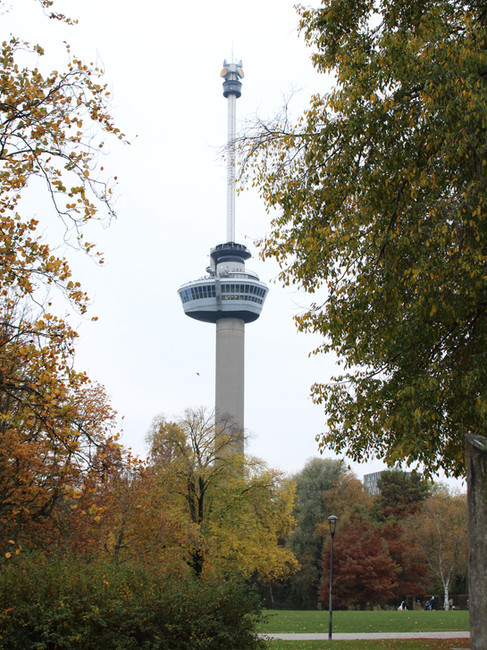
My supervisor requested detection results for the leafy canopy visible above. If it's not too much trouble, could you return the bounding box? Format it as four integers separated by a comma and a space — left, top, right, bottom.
0, 29, 123, 312
146, 408, 299, 581
242, 0, 487, 477
0, 0, 125, 549
374, 470, 432, 520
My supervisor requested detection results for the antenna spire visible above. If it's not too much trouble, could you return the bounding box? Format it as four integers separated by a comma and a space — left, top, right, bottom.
220, 59, 244, 242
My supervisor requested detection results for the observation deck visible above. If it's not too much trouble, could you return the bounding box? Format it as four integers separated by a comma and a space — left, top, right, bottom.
178, 241, 268, 324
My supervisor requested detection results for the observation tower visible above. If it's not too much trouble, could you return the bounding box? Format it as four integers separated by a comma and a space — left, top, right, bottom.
178, 60, 268, 454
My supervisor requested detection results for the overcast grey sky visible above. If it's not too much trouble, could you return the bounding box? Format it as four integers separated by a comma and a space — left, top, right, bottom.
5, 0, 465, 489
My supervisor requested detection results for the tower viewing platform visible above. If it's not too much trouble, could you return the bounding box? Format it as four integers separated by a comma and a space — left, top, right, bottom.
178, 241, 268, 324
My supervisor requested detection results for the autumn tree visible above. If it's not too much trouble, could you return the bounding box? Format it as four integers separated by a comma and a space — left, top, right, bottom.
381, 521, 430, 600
0, 9, 123, 312
147, 409, 245, 529
373, 470, 433, 599
61, 450, 201, 575
242, 0, 487, 644
0, 299, 120, 554
1, 0, 123, 330
320, 512, 397, 609
320, 471, 372, 521
206, 460, 298, 582
146, 408, 298, 580
406, 489, 468, 610
319, 516, 430, 608
316, 474, 428, 606
0, 1, 125, 552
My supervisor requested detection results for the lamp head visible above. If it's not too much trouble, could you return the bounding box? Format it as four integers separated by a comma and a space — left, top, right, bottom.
328, 515, 338, 536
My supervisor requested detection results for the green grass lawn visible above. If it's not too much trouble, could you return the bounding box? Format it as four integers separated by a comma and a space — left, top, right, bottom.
264, 641, 470, 649
258, 609, 470, 634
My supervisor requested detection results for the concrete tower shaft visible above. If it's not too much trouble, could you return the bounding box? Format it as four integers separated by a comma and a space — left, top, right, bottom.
215, 318, 245, 438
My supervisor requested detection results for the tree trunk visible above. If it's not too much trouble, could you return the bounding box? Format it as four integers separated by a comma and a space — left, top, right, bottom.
442, 578, 450, 611
269, 583, 275, 605
466, 434, 487, 650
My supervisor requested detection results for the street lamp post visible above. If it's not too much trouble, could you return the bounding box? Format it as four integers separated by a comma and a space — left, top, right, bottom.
328, 515, 338, 641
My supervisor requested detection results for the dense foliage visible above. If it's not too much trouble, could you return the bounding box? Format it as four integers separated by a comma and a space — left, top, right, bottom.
374, 470, 432, 520
0, 0, 125, 550
146, 409, 299, 580
322, 512, 399, 608
0, 554, 265, 649
280, 458, 346, 608
257, 469, 466, 610
0, 405, 296, 646
242, 0, 487, 478
242, 1, 484, 637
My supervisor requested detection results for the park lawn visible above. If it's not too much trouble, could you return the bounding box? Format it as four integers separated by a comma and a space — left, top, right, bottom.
264, 640, 470, 650
259, 610, 470, 634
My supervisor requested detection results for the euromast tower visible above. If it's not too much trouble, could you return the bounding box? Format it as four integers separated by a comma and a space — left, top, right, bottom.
178, 61, 268, 454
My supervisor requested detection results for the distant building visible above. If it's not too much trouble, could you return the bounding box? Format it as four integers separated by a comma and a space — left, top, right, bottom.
363, 470, 411, 494
363, 471, 384, 495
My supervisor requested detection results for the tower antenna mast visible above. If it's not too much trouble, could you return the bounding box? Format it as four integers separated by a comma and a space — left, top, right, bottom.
221, 59, 244, 242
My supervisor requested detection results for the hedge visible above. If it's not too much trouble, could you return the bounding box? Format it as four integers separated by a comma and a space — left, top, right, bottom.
0, 554, 265, 649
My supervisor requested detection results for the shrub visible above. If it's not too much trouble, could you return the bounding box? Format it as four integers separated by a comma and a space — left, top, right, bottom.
0, 554, 265, 649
